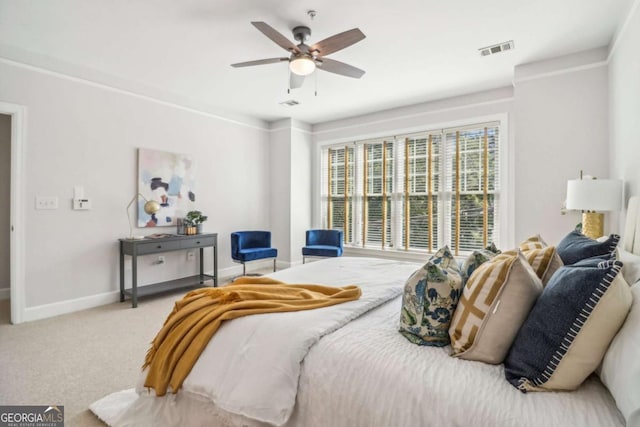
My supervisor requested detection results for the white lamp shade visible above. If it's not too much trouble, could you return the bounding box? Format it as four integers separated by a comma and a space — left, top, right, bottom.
289, 56, 315, 76
566, 179, 623, 212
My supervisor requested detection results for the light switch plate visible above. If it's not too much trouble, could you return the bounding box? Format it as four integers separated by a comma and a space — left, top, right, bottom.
36, 196, 58, 210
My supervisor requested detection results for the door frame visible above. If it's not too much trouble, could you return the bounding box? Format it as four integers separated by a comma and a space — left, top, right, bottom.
0, 102, 26, 324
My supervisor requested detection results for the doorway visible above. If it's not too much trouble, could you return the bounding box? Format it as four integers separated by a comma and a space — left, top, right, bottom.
0, 102, 25, 324
0, 113, 9, 324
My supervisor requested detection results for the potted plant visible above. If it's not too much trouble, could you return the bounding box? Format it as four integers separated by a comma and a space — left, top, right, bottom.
184, 210, 208, 235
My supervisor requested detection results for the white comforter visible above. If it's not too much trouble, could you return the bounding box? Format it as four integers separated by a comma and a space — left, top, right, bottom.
92, 257, 624, 427
94, 257, 417, 426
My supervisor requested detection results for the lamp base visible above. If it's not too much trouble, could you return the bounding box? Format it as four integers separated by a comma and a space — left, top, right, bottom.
582, 212, 604, 239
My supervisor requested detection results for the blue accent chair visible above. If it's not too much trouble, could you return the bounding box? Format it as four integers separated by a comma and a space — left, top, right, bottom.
302, 229, 344, 263
231, 231, 278, 276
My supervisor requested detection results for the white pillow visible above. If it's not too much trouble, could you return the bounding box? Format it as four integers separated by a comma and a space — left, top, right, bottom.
617, 248, 640, 285
599, 282, 640, 426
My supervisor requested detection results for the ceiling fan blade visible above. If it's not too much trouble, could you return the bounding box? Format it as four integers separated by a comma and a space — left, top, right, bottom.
251, 21, 301, 54
231, 57, 288, 68
290, 73, 305, 89
310, 28, 365, 57
317, 58, 365, 79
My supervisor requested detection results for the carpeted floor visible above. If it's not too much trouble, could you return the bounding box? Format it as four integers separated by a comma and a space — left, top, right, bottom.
0, 292, 179, 426
0, 270, 271, 426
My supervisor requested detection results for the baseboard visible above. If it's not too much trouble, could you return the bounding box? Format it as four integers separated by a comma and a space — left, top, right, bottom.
0, 287, 9, 300
217, 260, 298, 280
19, 261, 300, 322
217, 265, 244, 281
279, 260, 303, 269
23, 290, 121, 323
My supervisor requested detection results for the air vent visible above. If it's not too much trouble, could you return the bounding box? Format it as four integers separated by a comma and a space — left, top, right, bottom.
479, 40, 514, 57
279, 99, 300, 107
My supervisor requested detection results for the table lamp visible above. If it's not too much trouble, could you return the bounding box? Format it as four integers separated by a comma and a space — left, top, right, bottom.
566, 173, 622, 239
127, 193, 161, 239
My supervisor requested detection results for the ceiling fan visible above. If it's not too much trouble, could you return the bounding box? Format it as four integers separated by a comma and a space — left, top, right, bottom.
231, 21, 366, 89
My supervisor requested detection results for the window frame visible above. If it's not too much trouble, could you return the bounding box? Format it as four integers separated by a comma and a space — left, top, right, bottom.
314, 114, 512, 259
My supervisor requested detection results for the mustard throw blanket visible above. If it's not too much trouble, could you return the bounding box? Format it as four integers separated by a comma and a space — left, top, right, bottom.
143, 277, 361, 396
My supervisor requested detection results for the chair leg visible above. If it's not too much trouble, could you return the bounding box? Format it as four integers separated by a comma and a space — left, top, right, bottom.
273, 258, 276, 272
303, 256, 306, 264
243, 263, 246, 276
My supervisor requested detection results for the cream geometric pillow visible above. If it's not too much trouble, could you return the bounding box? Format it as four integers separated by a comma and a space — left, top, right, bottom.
519, 234, 548, 251
521, 246, 563, 286
519, 235, 563, 286
449, 250, 543, 364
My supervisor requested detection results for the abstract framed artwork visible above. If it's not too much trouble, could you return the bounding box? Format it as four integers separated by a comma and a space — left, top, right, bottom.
137, 148, 196, 227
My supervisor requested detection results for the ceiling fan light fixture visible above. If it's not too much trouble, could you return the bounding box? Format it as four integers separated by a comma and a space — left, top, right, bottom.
289, 56, 315, 76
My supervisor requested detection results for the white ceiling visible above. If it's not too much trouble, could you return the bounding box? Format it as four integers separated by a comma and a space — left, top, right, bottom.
0, 0, 634, 124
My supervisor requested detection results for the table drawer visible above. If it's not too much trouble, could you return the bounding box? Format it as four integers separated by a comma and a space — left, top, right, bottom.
135, 240, 182, 255
182, 236, 216, 249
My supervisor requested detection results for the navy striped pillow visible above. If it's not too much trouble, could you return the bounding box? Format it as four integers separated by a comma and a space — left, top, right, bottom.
504, 256, 631, 392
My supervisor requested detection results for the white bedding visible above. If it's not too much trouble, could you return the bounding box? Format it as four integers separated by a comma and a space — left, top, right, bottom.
92, 257, 418, 426
288, 296, 624, 427
91, 257, 624, 427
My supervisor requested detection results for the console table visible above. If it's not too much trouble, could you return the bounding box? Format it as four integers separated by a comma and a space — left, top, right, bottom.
119, 233, 218, 308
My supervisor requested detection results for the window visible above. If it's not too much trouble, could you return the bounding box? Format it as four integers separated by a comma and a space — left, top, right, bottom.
363, 142, 393, 247
320, 121, 501, 255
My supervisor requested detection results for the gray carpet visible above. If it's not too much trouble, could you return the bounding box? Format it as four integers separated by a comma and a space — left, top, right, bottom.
0, 273, 260, 426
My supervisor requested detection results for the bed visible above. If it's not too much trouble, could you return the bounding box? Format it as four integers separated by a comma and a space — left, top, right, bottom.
91, 198, 640, 427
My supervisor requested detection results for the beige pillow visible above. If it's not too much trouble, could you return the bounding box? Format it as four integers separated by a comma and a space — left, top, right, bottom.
449, 250, 543, 364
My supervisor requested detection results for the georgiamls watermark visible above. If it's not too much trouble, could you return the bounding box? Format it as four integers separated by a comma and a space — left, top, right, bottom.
0, 405, 64, 427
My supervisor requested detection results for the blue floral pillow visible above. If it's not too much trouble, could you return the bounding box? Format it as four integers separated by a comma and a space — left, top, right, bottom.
459, 242, 501, 284
399, 246, 463, 346
556, 230, 619, 265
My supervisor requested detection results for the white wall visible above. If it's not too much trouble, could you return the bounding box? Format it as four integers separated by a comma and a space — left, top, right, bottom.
0, 114, 9, 293
0, 60, 271, 317
269, 119, 312, 265
290, 123, 312, 264
269, 120, 292, 263
609, 1, 640, 231
513, 49, 610, 243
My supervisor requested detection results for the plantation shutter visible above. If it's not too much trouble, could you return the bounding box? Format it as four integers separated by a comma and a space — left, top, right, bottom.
362, 141, 394, 248
323, 146, 355, 244
399, 133, 443, 252
445, 123, 500, 255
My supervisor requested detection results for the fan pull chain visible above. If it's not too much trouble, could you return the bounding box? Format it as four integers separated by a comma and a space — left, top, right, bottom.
315, 71, 318, 97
